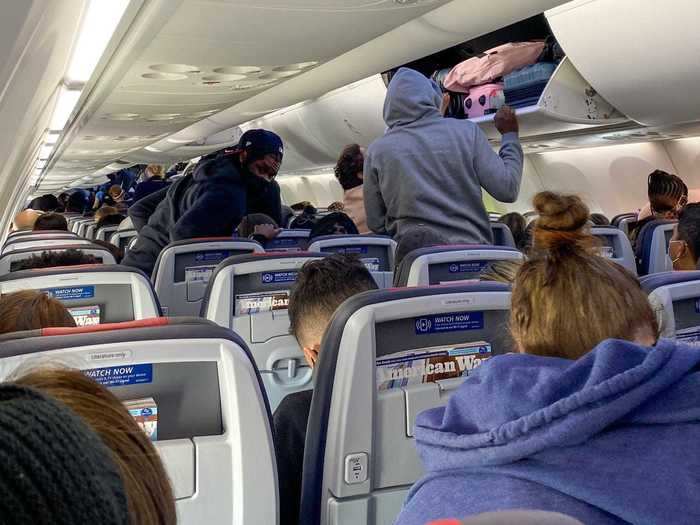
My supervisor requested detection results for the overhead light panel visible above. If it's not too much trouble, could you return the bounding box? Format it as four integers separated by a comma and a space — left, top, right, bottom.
45, 131, 61, 145
65, 0, 130, 85
49, 85, 81, 131
38, 144, 55, 160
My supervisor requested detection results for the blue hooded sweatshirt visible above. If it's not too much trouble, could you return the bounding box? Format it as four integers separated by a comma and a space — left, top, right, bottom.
363, 68, 523, 244
122, 155, 281, 275
396, 339, 700, 525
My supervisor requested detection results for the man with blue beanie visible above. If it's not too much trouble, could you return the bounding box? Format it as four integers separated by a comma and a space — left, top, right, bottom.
123, 129, 284, 275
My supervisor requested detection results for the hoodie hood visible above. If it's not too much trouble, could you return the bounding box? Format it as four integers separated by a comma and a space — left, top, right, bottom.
416, 338, 700, 469
384, 67, 443, 129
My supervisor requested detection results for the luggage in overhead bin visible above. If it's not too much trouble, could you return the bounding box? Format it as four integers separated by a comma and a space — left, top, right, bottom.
464, 82, 504, 119
444, 41, 545, 93
431, 68, 467, 119
504, 62, 557, 108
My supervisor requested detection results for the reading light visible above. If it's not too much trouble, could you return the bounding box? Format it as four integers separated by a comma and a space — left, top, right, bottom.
65, 0, 130, 85
49, 86, 82, 131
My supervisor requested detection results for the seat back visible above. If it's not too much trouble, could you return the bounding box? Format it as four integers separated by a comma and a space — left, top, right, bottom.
202, 252, 325, 410
96, 225, 120, 242
85, 223, 98, 240
0, 244, 117, 276
307, 234, 397, 288
75, 218, 94, 236
264, 229, 310, 252
0, 265, 160, 324
0, 318, 277, 525
153, 238, 264, 317
301, 283, 512, 525
396, 245, 525, 287
611, 212, 637, 236
490, 222, 516, 248
5, 229, 77, 242
590, 227, 637, 275
637, 220, 676, 275
3, 235, 90, 254
111, 229, 137, 253
641, 271, 700, 341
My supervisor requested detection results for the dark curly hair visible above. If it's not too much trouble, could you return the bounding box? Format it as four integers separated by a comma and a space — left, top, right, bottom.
334, 144, 364, 191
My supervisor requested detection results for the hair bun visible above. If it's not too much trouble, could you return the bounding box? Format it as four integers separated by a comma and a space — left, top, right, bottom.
532, 191, 591, 252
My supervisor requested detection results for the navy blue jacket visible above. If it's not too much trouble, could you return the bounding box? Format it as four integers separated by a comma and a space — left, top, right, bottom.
122, 156, 281, 275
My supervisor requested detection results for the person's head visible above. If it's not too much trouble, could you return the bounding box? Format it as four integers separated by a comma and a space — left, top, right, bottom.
13, 368, 176, 524
108, 185, 125, 202
29, 194, 60, 212
334, 144, 365, 191
498, 212, 527, 251
394, 225, 447, 272
58, 192, 71, 207
479, 259, 523, 284
289, 254, 378, 367
291, 201, 312, 212
237, 129, 284, 182
309, 212, 359, 238
327, 201, 345, 213
648, 170, 687, 219
14, 249, 100, 271
0, 290, 75, 334
0, 382, 130, 523
95, 205, 119, 223
669, 202, 700, 271
384, 68, 443, 128
67, 190, 89, 213
511, 191, 657, 359
96, 213, 126, 232
33, 212, 68, 232
589, 213, 610, 226
237, 213, 278, 238
144, 164, 164, 180
12, 209, 43, 231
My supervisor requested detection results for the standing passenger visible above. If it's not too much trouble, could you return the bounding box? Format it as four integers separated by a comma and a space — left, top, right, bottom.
334, 144, 369, 233
363, 68, 523, 244
122, 129, 284, 275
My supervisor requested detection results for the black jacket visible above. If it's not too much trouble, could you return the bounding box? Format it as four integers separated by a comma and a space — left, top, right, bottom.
122, 156, 281, 275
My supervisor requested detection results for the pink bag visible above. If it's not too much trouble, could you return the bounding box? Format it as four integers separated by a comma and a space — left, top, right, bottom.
444, 41, 545, 93
463, 83, 503, 119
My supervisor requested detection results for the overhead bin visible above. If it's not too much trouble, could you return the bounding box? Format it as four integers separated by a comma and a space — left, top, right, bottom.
472, 56, 629, 141
546, 0, 700, 127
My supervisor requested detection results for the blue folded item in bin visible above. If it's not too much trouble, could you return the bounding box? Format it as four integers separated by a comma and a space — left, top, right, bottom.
504, 62, 557, 91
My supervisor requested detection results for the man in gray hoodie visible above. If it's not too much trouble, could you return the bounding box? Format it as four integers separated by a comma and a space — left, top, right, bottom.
363, 68, 523, 244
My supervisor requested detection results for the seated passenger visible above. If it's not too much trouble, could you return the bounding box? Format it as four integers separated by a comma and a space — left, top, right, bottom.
13, 249, 99, 271
309, 212, 359, 239
275, 254, 378, 525
0, 290, 76, 334
289, 204, 318, 230
334, 144, 369, 233
0, 380, 129, 522
33, 212, 69, 231
589, 212, 610, 226
629, 170, 687, 251
668, 203, 700, 271
393, 225, 447, 285
66, 190, 90, 215
95, 205, 120, 224
498, 212, 527, 251
12, 209, 43, 231
479, 259, 522, 284
394, 192, 700, 525
14, 368, 176, 524
96, 213, 127, 232
28, 194, 60, 212
237, 213, 281, 243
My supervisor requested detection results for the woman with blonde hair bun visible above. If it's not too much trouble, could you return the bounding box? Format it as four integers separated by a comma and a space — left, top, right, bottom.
396, 192, 700, 525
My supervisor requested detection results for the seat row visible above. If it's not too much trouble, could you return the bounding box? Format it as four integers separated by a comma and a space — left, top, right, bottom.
0, 265, 698, 524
